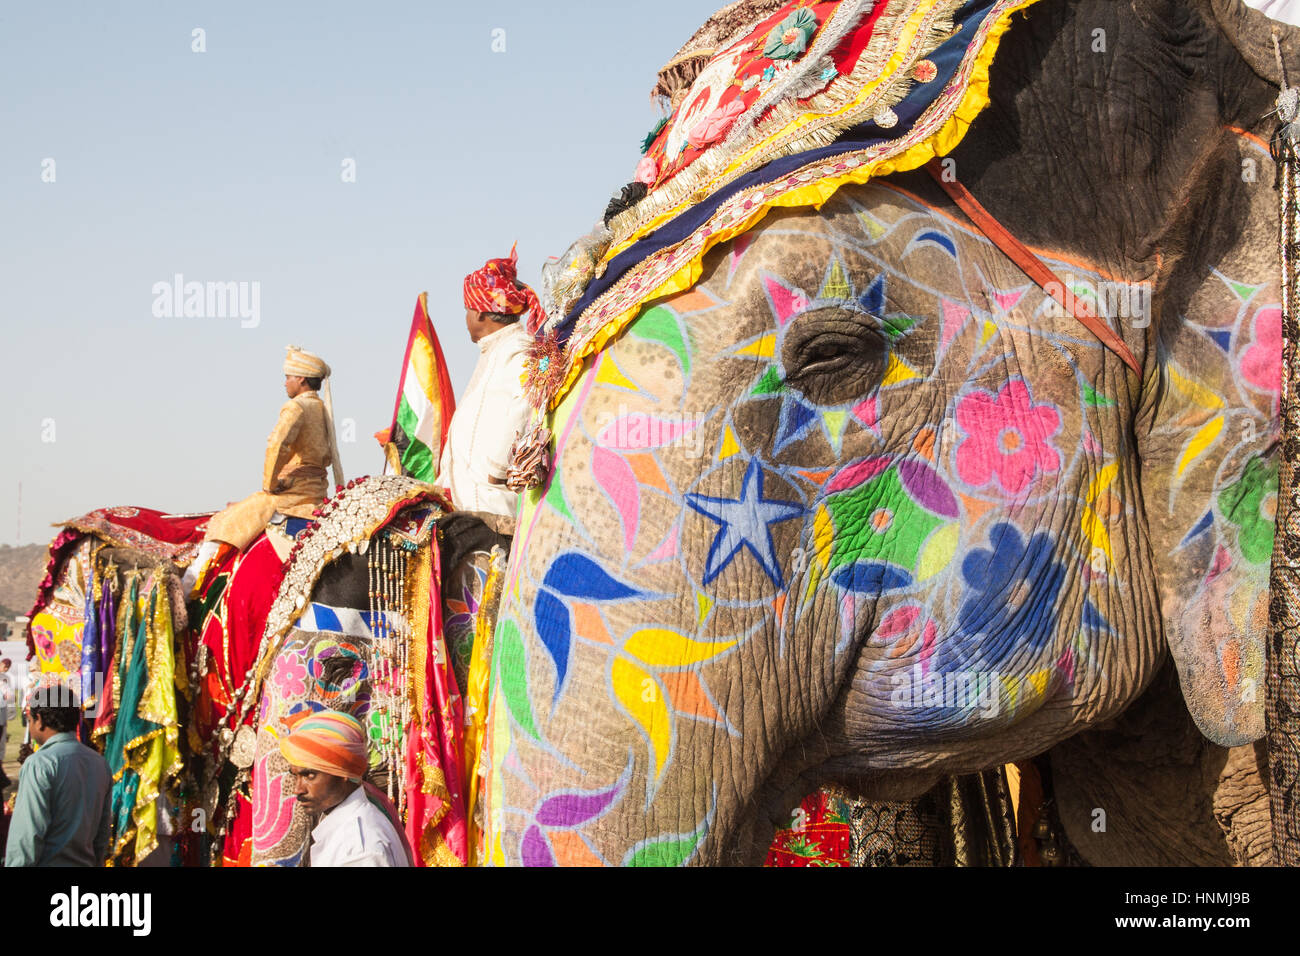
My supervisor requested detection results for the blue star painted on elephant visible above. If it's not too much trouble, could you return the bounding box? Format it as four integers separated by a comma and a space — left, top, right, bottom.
686, 457, 803, 588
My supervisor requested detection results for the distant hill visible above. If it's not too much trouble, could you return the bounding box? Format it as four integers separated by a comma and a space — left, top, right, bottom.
0, 544, 50, 619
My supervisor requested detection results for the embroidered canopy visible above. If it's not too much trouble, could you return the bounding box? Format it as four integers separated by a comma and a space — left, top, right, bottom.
536, 0, 1042, 410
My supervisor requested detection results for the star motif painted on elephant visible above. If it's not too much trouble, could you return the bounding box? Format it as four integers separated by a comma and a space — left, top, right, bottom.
686, 457, 803, 588
739, 266, 921, 455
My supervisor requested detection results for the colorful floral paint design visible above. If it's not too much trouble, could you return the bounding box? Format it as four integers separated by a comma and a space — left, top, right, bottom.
269, 648, 308, 701
955, 380, 1061, 494
487, 143, 1280, 863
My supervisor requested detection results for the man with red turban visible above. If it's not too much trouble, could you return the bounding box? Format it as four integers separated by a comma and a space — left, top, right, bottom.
278, 710, 411, 867
439, 244, 541, 519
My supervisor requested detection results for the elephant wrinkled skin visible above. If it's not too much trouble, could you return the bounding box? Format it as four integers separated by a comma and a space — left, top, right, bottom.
483, 0, 1291, 865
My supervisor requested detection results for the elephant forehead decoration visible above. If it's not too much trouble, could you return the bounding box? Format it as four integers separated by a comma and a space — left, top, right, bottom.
485, 160, 1280, 864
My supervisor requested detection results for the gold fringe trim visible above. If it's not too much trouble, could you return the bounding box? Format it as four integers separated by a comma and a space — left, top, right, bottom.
407, 543, 431, 730
420, 826, 464, 867
463, 546, 507, 866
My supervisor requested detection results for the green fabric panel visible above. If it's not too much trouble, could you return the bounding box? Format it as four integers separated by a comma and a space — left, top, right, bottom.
107, 584, 160, 848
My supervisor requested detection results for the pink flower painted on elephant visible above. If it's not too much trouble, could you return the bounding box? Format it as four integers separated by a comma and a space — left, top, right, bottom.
1241, 305, 1281, 396
269, 648, 308, 701
955, 380, 1061, 494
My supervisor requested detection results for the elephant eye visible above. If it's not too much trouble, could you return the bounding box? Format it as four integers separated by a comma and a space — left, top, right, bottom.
781, 306, 890, 406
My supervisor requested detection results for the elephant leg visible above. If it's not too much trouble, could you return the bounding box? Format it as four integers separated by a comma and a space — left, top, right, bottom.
1050, 659, 1259, 866
1213, 740, 1276, 866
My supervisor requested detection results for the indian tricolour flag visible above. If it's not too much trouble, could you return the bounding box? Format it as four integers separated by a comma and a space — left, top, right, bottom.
378, 293, 456, 482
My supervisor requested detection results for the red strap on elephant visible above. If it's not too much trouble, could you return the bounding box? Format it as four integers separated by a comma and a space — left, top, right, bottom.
924, 159, 1143, 377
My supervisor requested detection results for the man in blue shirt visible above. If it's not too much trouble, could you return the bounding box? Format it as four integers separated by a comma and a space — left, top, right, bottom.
4, 677, 110, 867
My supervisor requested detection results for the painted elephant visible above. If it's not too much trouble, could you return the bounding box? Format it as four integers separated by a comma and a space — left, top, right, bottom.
481, 0, 1296, 865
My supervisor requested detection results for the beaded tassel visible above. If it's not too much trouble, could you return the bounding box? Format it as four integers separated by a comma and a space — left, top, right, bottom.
365, 538, 412, 815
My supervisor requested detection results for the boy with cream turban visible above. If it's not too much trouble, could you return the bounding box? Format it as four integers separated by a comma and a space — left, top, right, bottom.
186, 346, 345, 593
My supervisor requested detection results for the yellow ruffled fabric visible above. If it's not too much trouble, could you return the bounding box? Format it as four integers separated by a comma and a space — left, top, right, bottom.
462, 549, 506, 866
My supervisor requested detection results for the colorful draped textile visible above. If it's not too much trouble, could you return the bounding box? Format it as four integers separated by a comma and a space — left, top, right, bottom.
196, 536, 281, 741
463, 243, 546, 333
102, 574, 184, 866
403, 540, 469, 866
462, 547, 506, 864
378, 293, 457, 483
28, 507, 210, 654
193, 534, 284, 867
535, 0, 1042, 410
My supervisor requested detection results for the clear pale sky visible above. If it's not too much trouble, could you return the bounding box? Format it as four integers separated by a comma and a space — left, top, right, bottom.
0, 1, 715, 545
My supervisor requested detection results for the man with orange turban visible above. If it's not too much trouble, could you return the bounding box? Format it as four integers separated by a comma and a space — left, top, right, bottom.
278, 710, 411, 867
439, 245, 541, 519
186, 345, 346, 593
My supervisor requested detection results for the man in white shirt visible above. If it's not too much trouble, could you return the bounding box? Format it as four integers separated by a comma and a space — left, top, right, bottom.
278, 710, 410, 867
438, 245, 541, 518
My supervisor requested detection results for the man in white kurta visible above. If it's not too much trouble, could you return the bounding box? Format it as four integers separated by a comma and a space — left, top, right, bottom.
438, 322, 532, 517
438, 245, 542, 518
304, 784, 409, 868
278, 710, 410, 868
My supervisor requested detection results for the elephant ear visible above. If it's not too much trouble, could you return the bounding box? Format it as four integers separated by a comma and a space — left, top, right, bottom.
1211, 0, 1300, 83
1140, 131, 1279, 746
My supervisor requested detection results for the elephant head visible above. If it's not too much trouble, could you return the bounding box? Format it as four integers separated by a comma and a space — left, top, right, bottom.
483, 0, 1297, 865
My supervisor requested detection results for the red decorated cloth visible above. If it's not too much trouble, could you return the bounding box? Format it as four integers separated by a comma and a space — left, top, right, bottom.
641, 0, 885, 191
195, 536, 283, 741
64, 506, 213, 549
221, 793, 254, 867
403, 541, 469, 865
765, 790, 851, 867
192, 535, 285, 867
